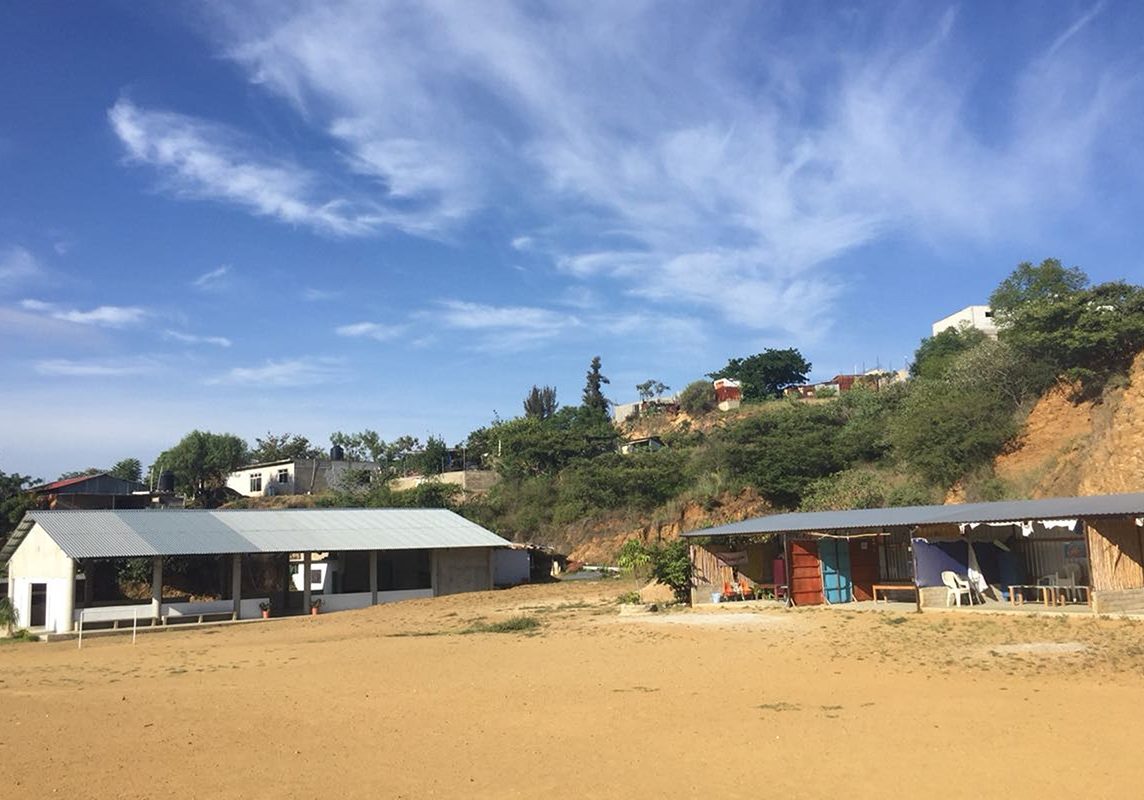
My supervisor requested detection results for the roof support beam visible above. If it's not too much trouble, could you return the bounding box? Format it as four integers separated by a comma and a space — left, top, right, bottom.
231, 553, 242, 619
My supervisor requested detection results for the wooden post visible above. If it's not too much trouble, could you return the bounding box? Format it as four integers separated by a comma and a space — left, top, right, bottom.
910, 527, 922, 614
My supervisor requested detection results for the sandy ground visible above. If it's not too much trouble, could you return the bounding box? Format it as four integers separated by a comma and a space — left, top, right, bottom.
4, 580, 1144, 799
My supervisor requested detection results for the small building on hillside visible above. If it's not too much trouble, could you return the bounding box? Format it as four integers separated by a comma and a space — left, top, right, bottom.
226, 457, 382, 497
932, 305, 999, 338
620, 436, 666, 455
27, 473, 181, 511
713, 378, 742, 411
1, 508, 514, 635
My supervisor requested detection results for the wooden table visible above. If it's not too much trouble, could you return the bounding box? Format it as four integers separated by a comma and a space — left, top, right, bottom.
1008, 584, 1061, 607
872, 584, 918, 603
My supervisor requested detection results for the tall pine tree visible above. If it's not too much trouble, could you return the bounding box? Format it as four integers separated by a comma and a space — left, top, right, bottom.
582, 356, 610, 414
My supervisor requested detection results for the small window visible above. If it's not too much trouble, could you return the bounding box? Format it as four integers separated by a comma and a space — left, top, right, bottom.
984, 311, 993, 318
250, 473, 263, 492
277, 468, 289, 484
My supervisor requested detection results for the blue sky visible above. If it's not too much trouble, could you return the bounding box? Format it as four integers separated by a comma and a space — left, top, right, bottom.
2, 1, 1143, 480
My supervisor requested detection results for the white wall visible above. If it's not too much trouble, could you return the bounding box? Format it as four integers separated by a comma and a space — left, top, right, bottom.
8, 523, 75, 633
931, 305, 999, 338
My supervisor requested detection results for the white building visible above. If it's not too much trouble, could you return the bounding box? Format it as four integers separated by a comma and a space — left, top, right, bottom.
931, 305, 999, 338
226, 458, 382, 498
1, 508, 514, 635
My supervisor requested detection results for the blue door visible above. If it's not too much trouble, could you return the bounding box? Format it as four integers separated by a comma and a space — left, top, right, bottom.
820, 539, 852, 604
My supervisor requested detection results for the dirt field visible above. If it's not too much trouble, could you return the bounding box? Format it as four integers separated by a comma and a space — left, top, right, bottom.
4, 580, 1144, 799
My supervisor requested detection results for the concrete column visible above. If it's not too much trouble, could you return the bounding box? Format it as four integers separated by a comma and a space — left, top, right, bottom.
369, 550, 378, 605
487, 548, 496, 591
151, 556, 163, 621
302, 552, 312, 613
60, 558, 76, 633
431, 550, 439, 597
231, 553, 242, 619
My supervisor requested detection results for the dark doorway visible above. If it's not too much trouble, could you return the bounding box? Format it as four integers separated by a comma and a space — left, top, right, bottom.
29, 583, 47, 627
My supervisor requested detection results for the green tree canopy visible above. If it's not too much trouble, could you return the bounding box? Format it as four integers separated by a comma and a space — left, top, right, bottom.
523, 385, 558, 420
109, 458, 143, 483
910, 326, 988, 379
708, 348, 811, 400
989, 258, 1089, 321
678, 380, 716, 417
250, 432, 323, 463
153, 430, 248, 503
997, 280, 1144, 394
635, 379, 670, 402
489, 406, 618, 480
582, 355, 610, 414
1, 467, 38, 544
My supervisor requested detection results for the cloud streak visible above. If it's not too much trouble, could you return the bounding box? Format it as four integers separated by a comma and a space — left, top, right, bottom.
35, 358, 158, 377
184, 3, 1138, 337
208, 357, 345, 387
163, 329, 232, 347
20, 298, 148, 328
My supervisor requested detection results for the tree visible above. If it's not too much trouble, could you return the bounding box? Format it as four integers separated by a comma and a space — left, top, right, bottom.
635, 379, 670, 402
250, 432, 323, 463
582, 356, 610, 414
648, 540, 692, 604
109, 458, 142, 483
989, 258, 1089, 322
910, 327, 988, 379
708, 348, 811, 400
678, 380, 716, 417
487, 406, 618, 480
711, 404, 845, 507
153, 430, 248, 503
1, 467, 37, 544
522, 385, 558, 420
998, 280, 1144, 394
56, 467, 103, 480
329, 430, 385, 463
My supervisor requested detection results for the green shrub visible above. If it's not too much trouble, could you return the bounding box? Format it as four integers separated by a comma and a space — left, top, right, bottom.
678, 380, 716, 417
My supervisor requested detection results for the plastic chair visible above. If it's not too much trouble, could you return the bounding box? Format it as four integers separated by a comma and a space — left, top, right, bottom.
941, 571, 973, 606
721, 581, 737, 602
738, 577, 755, 600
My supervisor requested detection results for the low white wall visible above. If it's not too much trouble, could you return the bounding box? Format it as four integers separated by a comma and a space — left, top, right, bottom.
76, 597, 269, 624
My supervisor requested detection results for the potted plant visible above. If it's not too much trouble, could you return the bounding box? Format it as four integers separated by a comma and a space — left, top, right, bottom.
258, 600, 271, 619
310, 597, 323, 616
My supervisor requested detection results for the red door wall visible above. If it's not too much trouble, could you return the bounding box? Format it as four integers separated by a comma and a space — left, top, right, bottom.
790, 540, 824, 606
849, 538, 880, 601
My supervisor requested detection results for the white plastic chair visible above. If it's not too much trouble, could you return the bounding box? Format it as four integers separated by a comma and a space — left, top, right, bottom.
942, 570, 973, 606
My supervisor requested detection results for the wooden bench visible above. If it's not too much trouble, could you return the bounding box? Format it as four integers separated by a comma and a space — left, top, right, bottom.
872, 584, 917, 603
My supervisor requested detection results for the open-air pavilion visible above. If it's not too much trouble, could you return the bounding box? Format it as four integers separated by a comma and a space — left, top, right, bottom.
683, 492, 1144, 614
1, 508, 513, 635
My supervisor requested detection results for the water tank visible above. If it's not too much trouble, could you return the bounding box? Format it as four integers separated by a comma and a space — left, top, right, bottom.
158, 470, 176, 493
330, 444, 345, 461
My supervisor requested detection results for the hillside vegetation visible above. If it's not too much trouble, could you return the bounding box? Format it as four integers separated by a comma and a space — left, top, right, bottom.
457, 259, 1144, 560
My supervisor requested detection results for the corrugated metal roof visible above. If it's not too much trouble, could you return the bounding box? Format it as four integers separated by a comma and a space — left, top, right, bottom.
682, 492, 1144, 538
23, 508, 512, 559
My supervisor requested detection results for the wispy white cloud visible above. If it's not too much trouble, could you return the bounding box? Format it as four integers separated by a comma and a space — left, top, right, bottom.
20, 298, 148, 328
510, 236, 534, 252
192, 264, 232, 290
163, 329, 232, 347
301, 287, 341, 302
335, 321, 404, 342
0, 245, 42, 285
108, 99, 386, 237
190, 3, 1137, 336
35, 357, 158, 377
208, 357, 345, 387
423, 300, 580, 352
